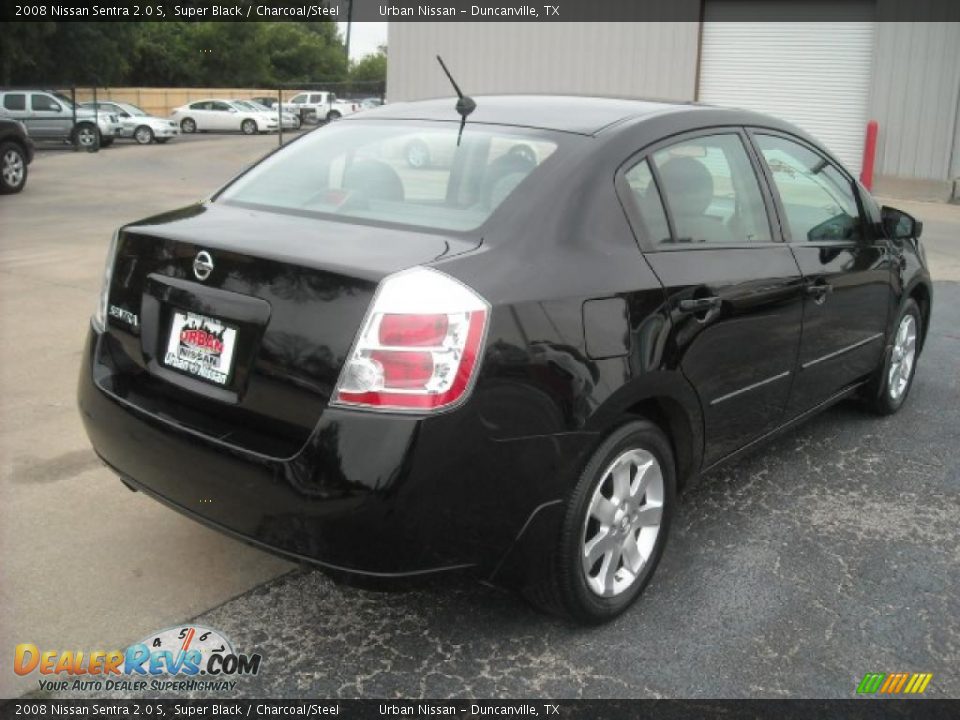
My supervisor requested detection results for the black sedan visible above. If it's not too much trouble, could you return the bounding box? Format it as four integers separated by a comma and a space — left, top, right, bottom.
78, 96, 931, 624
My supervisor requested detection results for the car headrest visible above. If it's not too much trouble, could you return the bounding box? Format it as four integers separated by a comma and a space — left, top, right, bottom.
657, 157, 714, 217
342, 160, 404, 202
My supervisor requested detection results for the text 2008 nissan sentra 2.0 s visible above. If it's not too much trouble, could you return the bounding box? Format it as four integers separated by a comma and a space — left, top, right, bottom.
78, 96, 931, 624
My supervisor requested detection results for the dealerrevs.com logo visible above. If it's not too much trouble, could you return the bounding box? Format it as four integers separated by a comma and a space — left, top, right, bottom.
14, 625, 261, 693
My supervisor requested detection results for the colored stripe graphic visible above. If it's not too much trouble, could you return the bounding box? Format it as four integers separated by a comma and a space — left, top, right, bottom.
858, 672, 932, 695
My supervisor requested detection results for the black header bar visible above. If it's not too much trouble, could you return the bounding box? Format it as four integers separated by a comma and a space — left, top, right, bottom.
3, 0, 959, 23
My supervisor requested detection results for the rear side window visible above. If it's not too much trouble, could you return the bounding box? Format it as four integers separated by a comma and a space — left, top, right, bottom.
755, 134, 862, 243
651, 134, 771, 244
190, 101, 210, 110
623, 159, 671, 244
219, 121, 559, 232
3, 94, 25, 111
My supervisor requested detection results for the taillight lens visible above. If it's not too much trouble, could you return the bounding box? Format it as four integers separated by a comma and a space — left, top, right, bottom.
333, 267, 489, 412
92, 230, 119, 332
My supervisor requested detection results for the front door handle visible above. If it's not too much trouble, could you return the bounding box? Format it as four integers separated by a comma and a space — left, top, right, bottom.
678, 296, 722, 314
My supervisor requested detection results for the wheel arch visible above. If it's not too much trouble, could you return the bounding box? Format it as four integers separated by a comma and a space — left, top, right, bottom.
906, 280, 932, 353
586, 373, 704, 493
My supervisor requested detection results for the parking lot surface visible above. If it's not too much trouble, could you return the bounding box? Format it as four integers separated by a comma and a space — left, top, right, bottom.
2, 134, 958, 699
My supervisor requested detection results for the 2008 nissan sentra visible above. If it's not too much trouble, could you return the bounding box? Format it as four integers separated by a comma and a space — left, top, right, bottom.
78, 95, 932, 624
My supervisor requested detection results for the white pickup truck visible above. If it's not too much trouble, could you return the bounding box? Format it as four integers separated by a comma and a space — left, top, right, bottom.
281, 92, 360, 124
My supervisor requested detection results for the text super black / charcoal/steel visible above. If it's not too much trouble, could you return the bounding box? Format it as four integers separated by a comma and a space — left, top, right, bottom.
78, 95, 932, 624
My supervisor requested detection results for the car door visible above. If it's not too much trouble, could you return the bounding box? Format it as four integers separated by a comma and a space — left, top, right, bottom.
749, 131, 893, 416
620, 130, 805, 466
209, 101, 236, 131
105, 103, 135, 136
1, 93, 29, 129
188, 101, 213, 130
29, 93, 71, 139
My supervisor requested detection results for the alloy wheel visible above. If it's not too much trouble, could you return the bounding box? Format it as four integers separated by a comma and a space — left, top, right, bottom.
581, 448, 665, 598
2, 149, 24, 188
888, 314, 917, 401
76, 126, 96, 147
135, 126, 153, 145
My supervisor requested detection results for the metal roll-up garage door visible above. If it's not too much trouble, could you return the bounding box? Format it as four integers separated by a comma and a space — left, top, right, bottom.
698, 5, 875, 175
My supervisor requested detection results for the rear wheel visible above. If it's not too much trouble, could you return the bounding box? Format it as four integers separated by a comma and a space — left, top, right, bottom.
180, 118, 196, 134
99, 135, 114, 148
0, 142, 27, 194
326, 110, 342, 122
526, 420, 675, 624
134, 125, 154, 145
73, 123, 98, 148
241, 119, 257, 135
864, 299, 921, 415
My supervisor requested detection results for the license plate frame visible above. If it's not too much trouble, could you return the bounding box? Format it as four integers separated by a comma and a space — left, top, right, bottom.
163, 310, 238, 387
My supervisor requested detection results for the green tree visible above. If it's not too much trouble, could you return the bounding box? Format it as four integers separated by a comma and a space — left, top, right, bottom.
0, 22, 56, 85
349, 46, 386, 84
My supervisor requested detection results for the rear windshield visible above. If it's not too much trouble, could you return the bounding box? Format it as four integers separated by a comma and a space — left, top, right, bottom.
218, 121, 559, 232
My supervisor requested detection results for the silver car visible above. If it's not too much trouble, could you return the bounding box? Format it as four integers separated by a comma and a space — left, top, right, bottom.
0, 90, 120, 148
233, 100, 300, 130
80, 101, 179, 145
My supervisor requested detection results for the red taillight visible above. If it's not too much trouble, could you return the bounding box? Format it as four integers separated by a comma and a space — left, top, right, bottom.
379, 313, 449, 346
332, 268, 489, 412
370, 349, 434, 388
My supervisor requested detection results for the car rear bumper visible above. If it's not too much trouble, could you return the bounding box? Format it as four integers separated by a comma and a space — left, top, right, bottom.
78, 324, 593, 581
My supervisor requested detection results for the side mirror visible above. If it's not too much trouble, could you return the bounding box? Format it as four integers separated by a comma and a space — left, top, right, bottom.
881, 206, 922, 240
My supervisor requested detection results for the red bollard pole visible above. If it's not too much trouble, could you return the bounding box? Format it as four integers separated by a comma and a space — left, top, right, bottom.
861, 120, 878, 190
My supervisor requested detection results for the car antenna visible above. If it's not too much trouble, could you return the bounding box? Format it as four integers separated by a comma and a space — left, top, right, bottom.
436, 55, 475, 146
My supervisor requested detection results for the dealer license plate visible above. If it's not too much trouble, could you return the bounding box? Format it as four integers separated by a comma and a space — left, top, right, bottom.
163, 311, 238, 386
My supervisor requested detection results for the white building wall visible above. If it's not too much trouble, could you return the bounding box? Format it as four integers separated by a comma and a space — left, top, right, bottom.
386, 22, 700, 103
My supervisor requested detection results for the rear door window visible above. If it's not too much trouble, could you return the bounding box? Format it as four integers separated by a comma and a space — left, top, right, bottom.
623, 159, 671, 245
3, 94, 26, 111
650, 134, 772, 244
754, 134, 863, 243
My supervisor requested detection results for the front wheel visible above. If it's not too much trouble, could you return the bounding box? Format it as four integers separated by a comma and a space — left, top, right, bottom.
134, 125, 154, 145
0, 142, 27, 194
241, 119, 257, 135
864, 299, 921, 415
526, 420, 675, 624
180, 118, 196, 134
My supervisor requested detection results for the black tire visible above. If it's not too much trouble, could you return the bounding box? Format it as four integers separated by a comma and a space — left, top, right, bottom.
133, 125, 154, 145
405, 139, 430, 169
326, 110, 342, 122
526, 420, 676, 624
0, 141, 27, 194
863, 298, 922, 415
180, 118, 196, 134
241, 119, 258, 135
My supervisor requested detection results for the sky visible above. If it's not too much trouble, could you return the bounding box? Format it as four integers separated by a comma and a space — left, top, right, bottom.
338, 22, 388, 61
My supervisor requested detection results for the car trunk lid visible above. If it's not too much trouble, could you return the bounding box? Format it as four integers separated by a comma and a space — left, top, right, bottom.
100, 203, 479, 458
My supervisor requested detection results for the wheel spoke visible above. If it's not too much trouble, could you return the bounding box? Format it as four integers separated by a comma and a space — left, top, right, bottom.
601, 545, 622, 595
635, 503, 663, 527
590, 496, 618, 526
583, 528, 613, 564
611, 461, 631, 502
621, 537, 643, 574
632, 460, 660, 500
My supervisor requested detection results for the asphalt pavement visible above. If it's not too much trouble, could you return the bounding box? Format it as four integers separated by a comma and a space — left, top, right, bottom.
1, 134, 957, 700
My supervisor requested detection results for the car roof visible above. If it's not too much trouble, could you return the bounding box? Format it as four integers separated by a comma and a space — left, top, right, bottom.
350, 94, 703, 135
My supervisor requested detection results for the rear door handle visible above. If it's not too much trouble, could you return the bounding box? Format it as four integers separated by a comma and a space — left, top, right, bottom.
678, 297, 722, 313
805, 283, 833, 297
